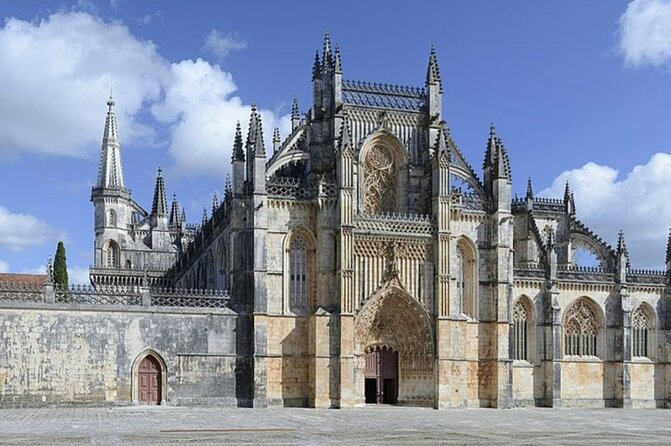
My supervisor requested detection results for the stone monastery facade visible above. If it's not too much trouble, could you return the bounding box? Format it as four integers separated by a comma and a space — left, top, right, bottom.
1, 34, 670, 409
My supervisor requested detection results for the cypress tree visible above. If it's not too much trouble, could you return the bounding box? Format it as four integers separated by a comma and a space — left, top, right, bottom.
53, 241, 68, 287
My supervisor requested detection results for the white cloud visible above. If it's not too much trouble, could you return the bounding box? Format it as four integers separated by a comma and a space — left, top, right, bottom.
203, 30, 246, 61
0, 12, 166, 159
539, 153, 671, 268
0, 12, 288, 177
0, 259, 8, 273
619, 0, 671, 68
0, 206, 56, 252
152, 58, 290, 177
68, 265, 91, 285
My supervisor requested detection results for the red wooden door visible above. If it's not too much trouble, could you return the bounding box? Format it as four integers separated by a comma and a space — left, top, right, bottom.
364, 347, 398, 404
138, 356, 161, 405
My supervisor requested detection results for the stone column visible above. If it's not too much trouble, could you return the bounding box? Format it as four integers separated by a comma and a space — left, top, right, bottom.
550, 289, 562, 408
621, 291, 633, 408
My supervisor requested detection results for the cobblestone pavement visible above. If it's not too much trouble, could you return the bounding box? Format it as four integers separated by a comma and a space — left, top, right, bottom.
0, 406, 670, 445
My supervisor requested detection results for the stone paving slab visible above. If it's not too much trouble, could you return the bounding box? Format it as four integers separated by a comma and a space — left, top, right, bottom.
0, 406, 670, 445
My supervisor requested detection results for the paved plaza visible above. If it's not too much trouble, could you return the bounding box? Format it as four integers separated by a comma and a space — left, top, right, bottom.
0, 406, 670, 445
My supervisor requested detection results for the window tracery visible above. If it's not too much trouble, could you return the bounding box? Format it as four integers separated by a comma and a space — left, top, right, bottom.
513, 300, 530, 361
104, 240, 120, 268
564, 300, 599, 357
289, 235, 308, 312
632, 307, 650, 358
363, 145, 398, 214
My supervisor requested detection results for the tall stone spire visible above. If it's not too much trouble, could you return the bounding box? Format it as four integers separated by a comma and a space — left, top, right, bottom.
151, 167, 168, 216
96, 97, 125, 189
246, 103, 265, 159
272, 127, 281, 153
312, 50, 321, 80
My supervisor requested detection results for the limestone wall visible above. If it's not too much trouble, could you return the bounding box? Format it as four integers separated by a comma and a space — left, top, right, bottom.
0, 303, 238, 407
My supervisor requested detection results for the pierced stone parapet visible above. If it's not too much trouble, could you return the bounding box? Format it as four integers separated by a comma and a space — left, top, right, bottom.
355, 212, 433, 236
0, 281, 44, 302
55, 284, 142, 305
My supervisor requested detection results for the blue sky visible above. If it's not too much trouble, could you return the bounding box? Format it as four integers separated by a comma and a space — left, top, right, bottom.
0, 0, 670, 279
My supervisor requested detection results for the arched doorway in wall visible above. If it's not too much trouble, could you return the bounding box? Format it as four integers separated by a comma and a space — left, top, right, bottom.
354, 280, 434, 406
132, 350, 167, 405
364, 346, 399, 404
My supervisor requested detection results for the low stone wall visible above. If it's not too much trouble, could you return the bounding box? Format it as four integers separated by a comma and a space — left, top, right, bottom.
0, 301, 240, 408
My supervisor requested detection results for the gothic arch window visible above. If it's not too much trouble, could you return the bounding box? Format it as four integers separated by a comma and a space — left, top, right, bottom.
108, 209, 117, 227
455, 237, 477, 319
125, 259, 132, 269
632, 305, 654, 359
513, 297, 533, 361
284, 228, 315, 314
217, 240, 228, 291
564, 299, 600, 357
362, 144, 399, 214
103, 240, 120, 268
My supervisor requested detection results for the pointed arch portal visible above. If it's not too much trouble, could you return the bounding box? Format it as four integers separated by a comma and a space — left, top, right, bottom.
354, 282, 434, 406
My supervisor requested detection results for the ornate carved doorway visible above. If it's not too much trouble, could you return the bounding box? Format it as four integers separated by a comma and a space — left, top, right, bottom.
354, 282, 434, 406
364, 346, 398, 404
138, 355, 162, 405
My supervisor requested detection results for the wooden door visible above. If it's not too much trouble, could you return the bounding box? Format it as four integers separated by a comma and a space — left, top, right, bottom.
364, 347, 398, 404
138, 356, 161, 405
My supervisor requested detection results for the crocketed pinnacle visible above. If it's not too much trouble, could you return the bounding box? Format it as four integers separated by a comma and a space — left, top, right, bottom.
169, 193, 180, 227
312, 51, 321, 80
483, 123, 497, 170
617, 230, 629, 258
180, 207, 187, 224
339, 117, 352, 154
151, 167, 168, 216
212, 191, 219, 214
666, 228, 671, 265
334, 44, 342, 73
246, 104, 265, 158
291, 98, 299, 121
232, 121, 244, 162
526, 177, 534, 200
202, 207, 208, 226
495, 138, 512, 181
96, 96, 125, 189
433, 125, 449, 158
426, 45, 443, 93
322, 30, 332, 70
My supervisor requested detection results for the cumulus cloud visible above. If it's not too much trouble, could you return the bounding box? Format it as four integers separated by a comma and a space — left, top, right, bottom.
203, 30, 246, 61
0, 259, 8, 273
0, 206, 56, 252
0, 12, 166, 158
619, 0, 671, 68
152, 59, 290, 177
68, 265, 91, 284
539, 153, 671, 268
0, 12, 288, 177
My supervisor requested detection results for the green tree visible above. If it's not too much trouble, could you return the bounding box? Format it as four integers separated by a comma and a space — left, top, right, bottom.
53, 241, 68, 287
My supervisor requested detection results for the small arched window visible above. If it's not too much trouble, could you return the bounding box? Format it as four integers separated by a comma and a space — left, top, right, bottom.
632, 306, 652, 358
512, 298, 532, 361
289, 235, 309, 312
125, 259, 132, 269
108, 209, 117, 227
564, 299, 599, 357
104, 240, 120, 268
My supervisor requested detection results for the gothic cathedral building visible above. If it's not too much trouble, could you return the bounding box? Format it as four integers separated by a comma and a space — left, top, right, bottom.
87, 34, 671, 409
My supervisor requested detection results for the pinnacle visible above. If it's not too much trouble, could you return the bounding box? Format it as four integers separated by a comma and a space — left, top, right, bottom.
232, 121, 244, 162
291, 98, 299, 119
312, 50, 321, 80
151, 166, 168, 216
666, 227, 671, 265
426, 45, 442, 92
526, 177, 533, 199
334, 44, 342, 72
97, 96, 124, 189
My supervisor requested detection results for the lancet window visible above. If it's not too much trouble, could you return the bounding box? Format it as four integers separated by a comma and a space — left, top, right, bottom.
512, 299, 530, 361
289, 235, 309, 312
108, 209, 117, 227
104, 240, 120, 268
564, 300, 599, 357
632, 306, 651, 358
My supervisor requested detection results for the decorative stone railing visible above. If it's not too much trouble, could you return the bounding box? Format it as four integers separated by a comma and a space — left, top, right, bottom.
450, 190, 490, 211
557, 264, 615, 281
0, 279, 230, 309
513, 267, 546, 279
355, 212, 433, 235
267, 176, 313, 200
626, 269, 667, 285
